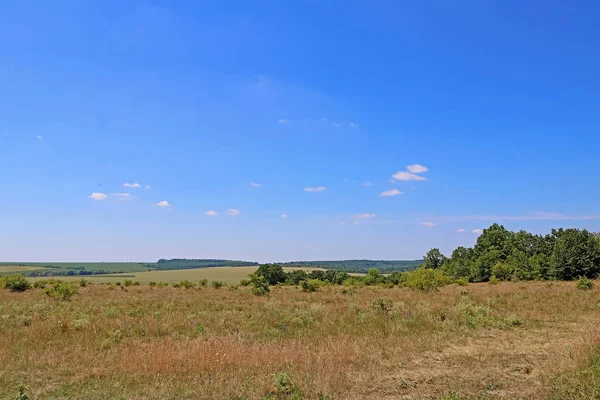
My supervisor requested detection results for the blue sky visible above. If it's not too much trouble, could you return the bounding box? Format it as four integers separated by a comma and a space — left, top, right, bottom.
2, 1, 600, 262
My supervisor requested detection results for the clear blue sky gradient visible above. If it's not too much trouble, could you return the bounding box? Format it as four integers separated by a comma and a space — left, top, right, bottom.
2, 1, 600, 262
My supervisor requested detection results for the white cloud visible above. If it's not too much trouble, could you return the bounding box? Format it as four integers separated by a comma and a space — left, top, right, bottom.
339, 221, 347, 226
361, 181, 373, 186
319, 117, 328, 123
89, 192, 107, 201
389, 179, 396, 183
36, 135, 43, 141
406, 164, 428, 174
156, 200, 171, 207
277, 119, 289, 125
420, 222, 436, 227
227, 208, 241, 216
304, 186, 327, 192
249, 182, 262, 188
472, 228, 483, 234
392, 171, 426, 181
348, 122, 358, 128
333, 123, 340, 128
379, 188, 403, 197
110, 192, 133, 201
351, 213, 377, 219
123, 183, 141, 188
280, 214, 288, 219
145, 185, 152, 190
457, 228, 465, 233
205, 210, 218, 216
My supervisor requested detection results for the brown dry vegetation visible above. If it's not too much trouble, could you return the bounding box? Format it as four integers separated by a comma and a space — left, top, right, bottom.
1, 281, 600, 399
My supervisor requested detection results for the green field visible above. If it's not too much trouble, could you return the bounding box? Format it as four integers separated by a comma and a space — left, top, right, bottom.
0, 265, 49, 273
28, 266, 325, 284
0, 262, 152, 273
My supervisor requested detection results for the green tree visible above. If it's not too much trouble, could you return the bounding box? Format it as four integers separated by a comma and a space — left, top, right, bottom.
423, 248, 447, 269
551, 228, 600, 280
254, 264, 287, 285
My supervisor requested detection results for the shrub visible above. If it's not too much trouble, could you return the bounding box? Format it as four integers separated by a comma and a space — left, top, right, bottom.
250, 274, 270, 296
179, 280, 195, 289
239, 279, 251, 286
488, 275, 500, 285
0, 275, 31, 292
79, 278, 88, 287
577, 276, 594, 291
149, 281, 157, 287
44, 282, 78, 301
372, 297, 393, 315
300, 279, 321, 292
123, 279, 133, 287
198, 279, 208, 287
455, 277, 469, 286
211, 280, 225, 289
271, 372, 301, 398
404, 267, 451, 291
133, 281, 140, 286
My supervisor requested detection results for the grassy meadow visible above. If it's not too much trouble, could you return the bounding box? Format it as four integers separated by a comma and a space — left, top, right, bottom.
27, 266, 325, 285
2, 280, 600, 399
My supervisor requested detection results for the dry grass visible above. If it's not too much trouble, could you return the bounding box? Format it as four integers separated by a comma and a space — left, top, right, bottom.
1, 281, 600, 399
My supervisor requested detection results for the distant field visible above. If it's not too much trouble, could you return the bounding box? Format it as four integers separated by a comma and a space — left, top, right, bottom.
28, 266, 326, 284
0, 265, 48, 273
0, 262, 153, 273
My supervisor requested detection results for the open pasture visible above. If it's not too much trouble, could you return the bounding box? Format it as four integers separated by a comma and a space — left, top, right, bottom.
1, 280, 600, 399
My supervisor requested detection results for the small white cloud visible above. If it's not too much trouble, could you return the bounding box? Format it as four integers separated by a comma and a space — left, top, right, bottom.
123, 183, 141, 188
145, 185, 152, 190
389, 179, 396, 183
333, 123, 340, 128
361, 181, 373, 186
280, 214, 288, 219
351, 213, 377, 219
392, 171, 426, 181
156, 200, 171, 207
339, 221, 347, 226
304, 186, 327, 192
277, 119, 289, 125
249, 182, 262, 188
227, 208, 241, 216
348, 122, 358, 128
420, 222, 436, 227
457, 228, 465, 233
205, 210, 218, 216
110, 193, 133, 201
379, 188, 403, 197
472, 228, 483, 234
89, 192, 107, 201
319, 117, 328, 123
406, 164, 428, 174
36, 135, 43, 141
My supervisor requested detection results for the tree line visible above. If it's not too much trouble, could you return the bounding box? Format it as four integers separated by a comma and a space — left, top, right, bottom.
424, 224, 600, 282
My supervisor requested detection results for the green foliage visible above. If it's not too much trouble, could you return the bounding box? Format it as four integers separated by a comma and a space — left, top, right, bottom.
491, 262, 513, 281
455, 277, 469, 286
255, 264, 287, 285
79, 278, 88, 287
404, 267, 451, 291
423, 248, 447, 269
43, 282, 78, 301
249, 274, 270, 296
276, 259, 422, 274
123, 279, 133, 287
198, 279, 208, 287
155, 258, 258, 270
300, 279, 320, 292
576, 276, 594, 291
0, 274, 31, 292
148, 281, 157, 287
16, 385, 29, 400
372, 297, 393, 315
179, 280, 195, 289
488, 275, 500, 285
211, 280, 225, 289
552, 229, 600, 280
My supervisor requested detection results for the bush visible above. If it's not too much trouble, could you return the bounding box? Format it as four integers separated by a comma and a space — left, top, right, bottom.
372, 297, 393, 315
179, 280, 195, 289
211, 280, 225, 289
44, 282, 78, 301
249, 274, 270, 296
455, 277, 469, 286
198, 279, 208, 287
488, 275, 500, 285
404, 267, 451, 291
123, 279, 133, 287
239, 279, 251, 286
149, 281, 157, 287
300, 279, 321, 292
577, 276, 594, 291
0, 274, 31, 292
79, 278, 88, 287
